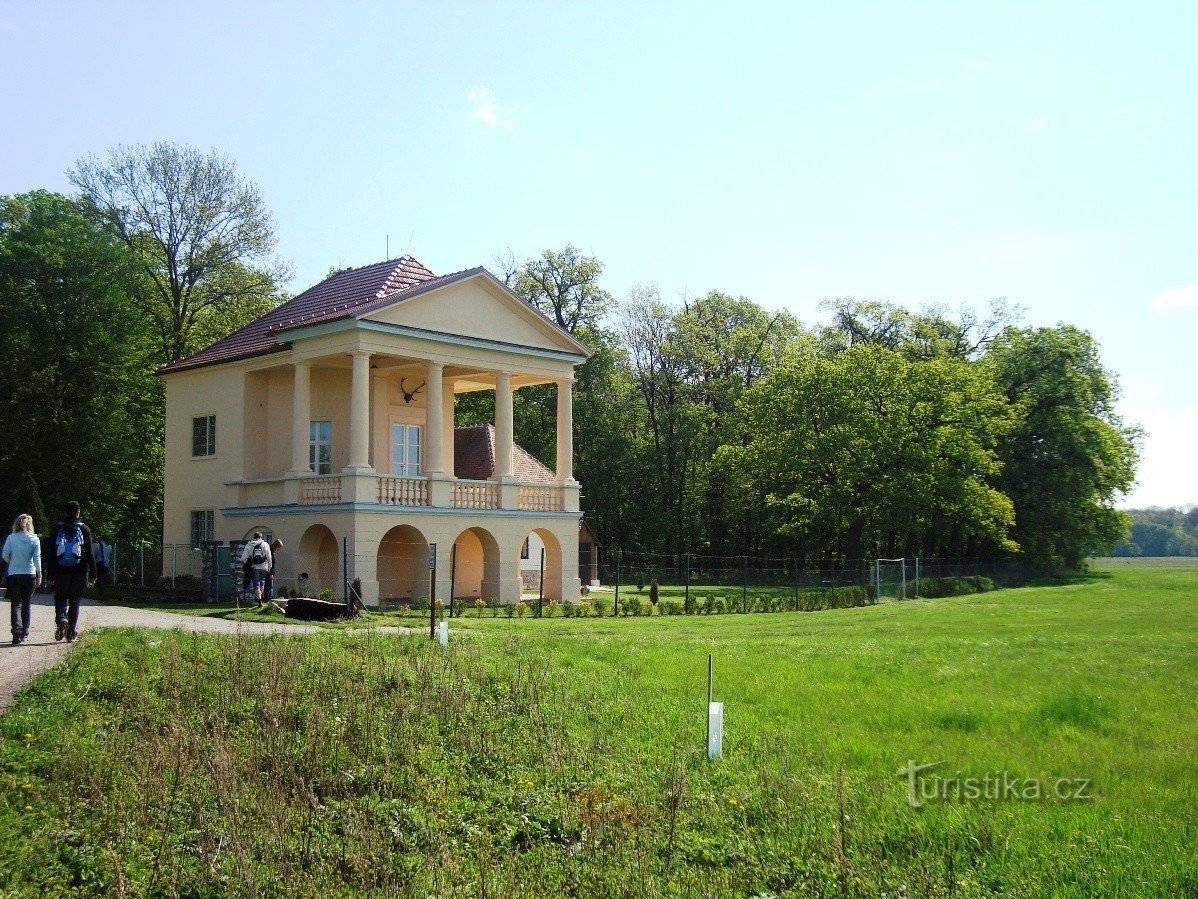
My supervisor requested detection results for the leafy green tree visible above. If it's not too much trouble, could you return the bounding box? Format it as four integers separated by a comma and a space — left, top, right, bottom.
70, 141, 287, 364
11, 469, 49, 536
722, 344, 1016, 562
986, 326, 1139, 569
0, 191, 163, 544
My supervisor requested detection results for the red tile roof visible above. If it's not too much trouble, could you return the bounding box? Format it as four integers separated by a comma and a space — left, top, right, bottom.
159, 256, 452, 373
454, 425, 555, 482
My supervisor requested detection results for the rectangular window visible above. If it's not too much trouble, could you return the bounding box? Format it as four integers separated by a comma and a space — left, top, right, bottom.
390, 424, 421, 477
192, 415, 216, 457
189, 510, 214, 548
309, 421, 332, 475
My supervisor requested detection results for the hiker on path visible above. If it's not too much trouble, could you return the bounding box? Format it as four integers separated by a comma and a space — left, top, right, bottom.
93, 535, 113, 599
264, 538, 284, 602
241, 532, 272, 604
50, 501, 95, 642
3, 514, 42, 645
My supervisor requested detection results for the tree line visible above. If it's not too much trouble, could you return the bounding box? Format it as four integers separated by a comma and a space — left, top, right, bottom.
0, 142, 1139, 571
1113, 507, 1198, 557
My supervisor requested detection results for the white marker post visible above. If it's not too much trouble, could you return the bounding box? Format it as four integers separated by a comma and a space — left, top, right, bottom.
708, 702, 724, 760
437, 620, 449, 647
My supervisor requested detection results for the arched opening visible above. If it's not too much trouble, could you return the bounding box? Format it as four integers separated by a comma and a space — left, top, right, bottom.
377, 524, 429, 603
451, 526, 501, 602
517, 528, 563, 601
297, 524, 339, 596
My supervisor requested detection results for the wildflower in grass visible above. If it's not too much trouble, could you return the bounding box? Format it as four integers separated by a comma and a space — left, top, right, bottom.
24, 805, 33, 812
23, 733, 33, 741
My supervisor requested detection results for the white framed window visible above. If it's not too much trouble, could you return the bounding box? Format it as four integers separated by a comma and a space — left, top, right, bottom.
192, 414, 216, 457
189, 510, 214, 548
310, 421, 332, 475
391, 424, 421, 477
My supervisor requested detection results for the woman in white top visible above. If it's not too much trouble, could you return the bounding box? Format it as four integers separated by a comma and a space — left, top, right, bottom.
3, 514, 42, 644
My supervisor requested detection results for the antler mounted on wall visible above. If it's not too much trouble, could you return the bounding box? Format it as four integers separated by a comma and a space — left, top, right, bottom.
400, 378, 426, 404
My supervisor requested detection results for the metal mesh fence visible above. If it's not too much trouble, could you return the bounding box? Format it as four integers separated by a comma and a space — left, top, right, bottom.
108, 537, 1026, 617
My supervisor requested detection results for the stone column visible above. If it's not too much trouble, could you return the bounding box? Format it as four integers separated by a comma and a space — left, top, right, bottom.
555, 376, 576, 484
494, 371, 514, 479
424, 361, 445, 475
442, 377, 456, 477
288, 361, 311, 476
346, 351, 373, 472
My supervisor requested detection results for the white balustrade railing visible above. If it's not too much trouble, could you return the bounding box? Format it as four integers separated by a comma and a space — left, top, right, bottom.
299, 476, 342, 504
518, 485, 565, 511
377, 476, 429, 506
452, 480, 500, 509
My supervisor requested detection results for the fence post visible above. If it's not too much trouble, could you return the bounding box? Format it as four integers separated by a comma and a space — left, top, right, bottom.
171, 544, 177, 589
793, 557, 799, 611
915, 557, 921, 598
343, 536, 349, 609
429, 542, 437, 640
449, 542, 458, 617
741, 555, 748, 613
684, 552, 691, 611
538, 547, 545, 615
614, 549, 621, 617
139, 544, 145, 587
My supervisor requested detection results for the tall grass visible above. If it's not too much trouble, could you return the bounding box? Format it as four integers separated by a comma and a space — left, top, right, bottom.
2, 566, 1197, 897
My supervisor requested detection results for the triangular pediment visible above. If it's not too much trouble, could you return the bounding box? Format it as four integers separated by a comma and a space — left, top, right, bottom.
359, 272, 590, 357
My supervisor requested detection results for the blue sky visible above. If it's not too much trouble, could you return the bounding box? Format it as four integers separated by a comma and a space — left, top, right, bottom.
2, 0, 1194, 507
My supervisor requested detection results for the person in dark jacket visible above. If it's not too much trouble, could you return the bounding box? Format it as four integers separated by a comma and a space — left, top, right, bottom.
50, 500, 95, 642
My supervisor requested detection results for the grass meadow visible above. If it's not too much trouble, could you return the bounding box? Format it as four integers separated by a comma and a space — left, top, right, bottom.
1, 565, 1196, 897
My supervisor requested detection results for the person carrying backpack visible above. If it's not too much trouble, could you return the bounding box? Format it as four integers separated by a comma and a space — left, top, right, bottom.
50, 500, 95, 642
3, 514, 42, 644
240, 532, 272, 603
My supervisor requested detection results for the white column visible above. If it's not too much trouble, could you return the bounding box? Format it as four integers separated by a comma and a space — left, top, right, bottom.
288, 360, 311, 475
494, 371, 514, 479
442, 378, 456, 477
346, 351, 373, 472
425, 361, 445, 475
556, 377, 575, 484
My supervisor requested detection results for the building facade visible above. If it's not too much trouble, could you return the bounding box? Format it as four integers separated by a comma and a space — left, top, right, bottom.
160, 257, 590, 606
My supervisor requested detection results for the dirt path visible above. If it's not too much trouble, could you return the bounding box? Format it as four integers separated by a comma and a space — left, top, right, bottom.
0, 594, 412, 712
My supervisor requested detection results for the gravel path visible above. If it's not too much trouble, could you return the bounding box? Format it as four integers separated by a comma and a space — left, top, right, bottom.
0, 593, 412, 712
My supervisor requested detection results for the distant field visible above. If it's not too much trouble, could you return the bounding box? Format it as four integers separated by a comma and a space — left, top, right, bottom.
1091, 555, 1198, 568
2, 567, 1196, 897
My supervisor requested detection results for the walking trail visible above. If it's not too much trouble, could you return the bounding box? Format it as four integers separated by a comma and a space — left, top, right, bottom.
0, 594, 412, 713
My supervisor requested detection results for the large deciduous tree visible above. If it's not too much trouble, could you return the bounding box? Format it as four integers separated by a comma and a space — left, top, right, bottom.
986, 326, 1139, 569
722, 344, 1017, 562
70, 141, 287, 365
0, 191, 162, 543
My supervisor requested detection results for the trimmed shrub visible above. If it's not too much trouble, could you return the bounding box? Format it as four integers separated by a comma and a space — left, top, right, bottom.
649, 580, 660, 606
919, 576, 998, 598
474, 597, 487, 618
592, 597, 609, 617
515, 601, 528, 618
562, 600, 576, 618
503, 602, 516, 618
683, 590, 696, 615
622, 595, 643, 617
579, 601, 592, 618
658, 599, 684, 615
547, 599, 560, 618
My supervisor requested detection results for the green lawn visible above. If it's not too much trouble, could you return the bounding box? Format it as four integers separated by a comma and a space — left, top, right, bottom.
2, 567, 1196, 897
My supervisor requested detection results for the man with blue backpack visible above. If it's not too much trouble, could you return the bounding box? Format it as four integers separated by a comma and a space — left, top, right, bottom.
50, 500, 95, 642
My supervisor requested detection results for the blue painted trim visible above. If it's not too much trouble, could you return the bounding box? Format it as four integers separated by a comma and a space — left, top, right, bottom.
221, 502, 580, 519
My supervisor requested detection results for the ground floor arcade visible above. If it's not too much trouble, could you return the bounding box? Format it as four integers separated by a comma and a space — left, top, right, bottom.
219, 508, 582, 607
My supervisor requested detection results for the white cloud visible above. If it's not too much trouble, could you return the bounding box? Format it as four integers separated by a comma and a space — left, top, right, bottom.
467, 88, 514, 130
1152, 285, 1198, 312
